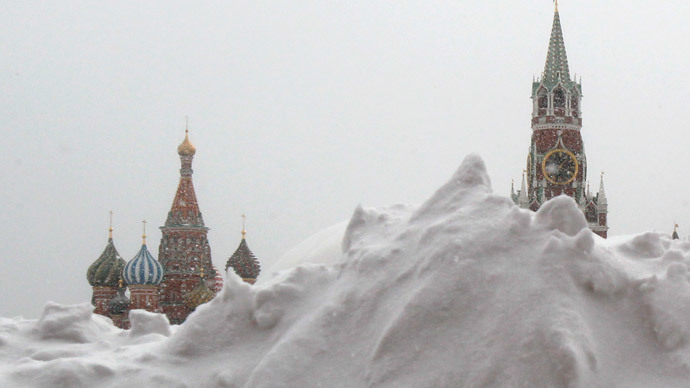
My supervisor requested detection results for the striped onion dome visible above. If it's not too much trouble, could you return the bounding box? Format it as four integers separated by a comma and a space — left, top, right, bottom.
87, 237, 126, 287
123, 243, 164, 286
212, 265, 224, 293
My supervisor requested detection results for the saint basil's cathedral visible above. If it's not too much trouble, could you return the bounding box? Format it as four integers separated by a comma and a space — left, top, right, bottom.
86, 130, 261, 328
511, 3, 609, 238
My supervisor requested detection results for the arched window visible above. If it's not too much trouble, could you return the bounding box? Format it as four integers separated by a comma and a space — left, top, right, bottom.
571, 95, 579, 117
538, 91, 548, 108
586, 204, 597, 222
553, 88, 566, 108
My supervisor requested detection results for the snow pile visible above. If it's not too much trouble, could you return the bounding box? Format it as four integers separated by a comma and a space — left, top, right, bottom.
3, 154, 690, 387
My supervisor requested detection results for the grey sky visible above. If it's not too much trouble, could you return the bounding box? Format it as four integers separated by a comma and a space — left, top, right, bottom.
2, 0, 689, 318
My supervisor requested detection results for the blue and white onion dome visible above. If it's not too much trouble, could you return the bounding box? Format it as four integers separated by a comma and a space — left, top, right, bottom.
123, 222, 164, 286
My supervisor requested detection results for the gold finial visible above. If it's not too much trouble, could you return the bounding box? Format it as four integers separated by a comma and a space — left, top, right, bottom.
177, 119, 196, 157
142, 220, 147, 245
118, 277, 124, 288
185, 116, 189, 134
675, 223, 679, 232
200, 266, 205, 279
108, 210, 114, 239
241, 213, 246, 239
554, 0, 559, 12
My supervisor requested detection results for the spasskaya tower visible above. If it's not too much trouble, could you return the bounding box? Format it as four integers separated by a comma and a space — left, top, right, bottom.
511, 2, 608, 238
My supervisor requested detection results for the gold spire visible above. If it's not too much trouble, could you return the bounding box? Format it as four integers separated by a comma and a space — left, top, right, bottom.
108, 210, 114, 239
675, 223, 679, 232
177, 119, 196, 157
142, 220, 147, 245
241, 214, 247, 239
554, 0, 559, 13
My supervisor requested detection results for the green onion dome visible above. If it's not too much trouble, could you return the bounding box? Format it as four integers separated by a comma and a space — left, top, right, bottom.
87, 235, 126, 287
225, 237, 261, 281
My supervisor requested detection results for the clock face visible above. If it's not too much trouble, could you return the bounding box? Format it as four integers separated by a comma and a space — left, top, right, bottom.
541, 149, 578, 185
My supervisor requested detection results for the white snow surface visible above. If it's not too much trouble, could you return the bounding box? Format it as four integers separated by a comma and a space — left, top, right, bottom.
262, 220, 348, 282
3, 154, 690, 387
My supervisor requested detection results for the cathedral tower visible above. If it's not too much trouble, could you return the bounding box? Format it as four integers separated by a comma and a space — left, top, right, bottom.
158, 128, 216, 324
512, 4, 608, 238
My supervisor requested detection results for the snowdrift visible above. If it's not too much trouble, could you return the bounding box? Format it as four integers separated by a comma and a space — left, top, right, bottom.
3, 154, 690, 388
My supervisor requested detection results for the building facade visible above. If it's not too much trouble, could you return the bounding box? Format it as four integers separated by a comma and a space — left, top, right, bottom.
511, 4, 608, 238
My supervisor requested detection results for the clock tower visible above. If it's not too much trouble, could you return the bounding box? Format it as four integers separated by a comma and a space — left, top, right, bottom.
511, 4, 608, 238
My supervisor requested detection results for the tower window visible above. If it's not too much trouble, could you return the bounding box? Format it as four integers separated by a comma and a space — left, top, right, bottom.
553, 88, 566, 108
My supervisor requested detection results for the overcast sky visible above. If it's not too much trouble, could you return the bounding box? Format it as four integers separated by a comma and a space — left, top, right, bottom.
2, 0, 690, 318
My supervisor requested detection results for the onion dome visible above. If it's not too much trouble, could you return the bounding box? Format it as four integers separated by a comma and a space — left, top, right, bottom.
177, 128, 196, 157
225, 224, 261, 282
123, 222, 164, 285
87, 220, 126, 287
212, 265, 224, 293
184, 268, 215, 310
108, 279, 130, 315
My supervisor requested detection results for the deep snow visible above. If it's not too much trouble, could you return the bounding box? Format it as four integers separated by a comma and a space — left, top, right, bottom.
2, 155, 690, 388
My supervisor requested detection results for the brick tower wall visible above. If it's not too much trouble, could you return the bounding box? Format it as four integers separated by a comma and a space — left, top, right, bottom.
92, 286, 117, 317
128, 285, 161, 312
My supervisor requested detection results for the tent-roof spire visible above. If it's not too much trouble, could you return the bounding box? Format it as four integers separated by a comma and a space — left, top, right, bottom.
543, 1, 571, 86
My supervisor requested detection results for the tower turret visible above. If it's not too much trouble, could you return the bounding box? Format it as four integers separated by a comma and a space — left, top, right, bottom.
517, 171, 529, 208
108, 278, 131, 329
